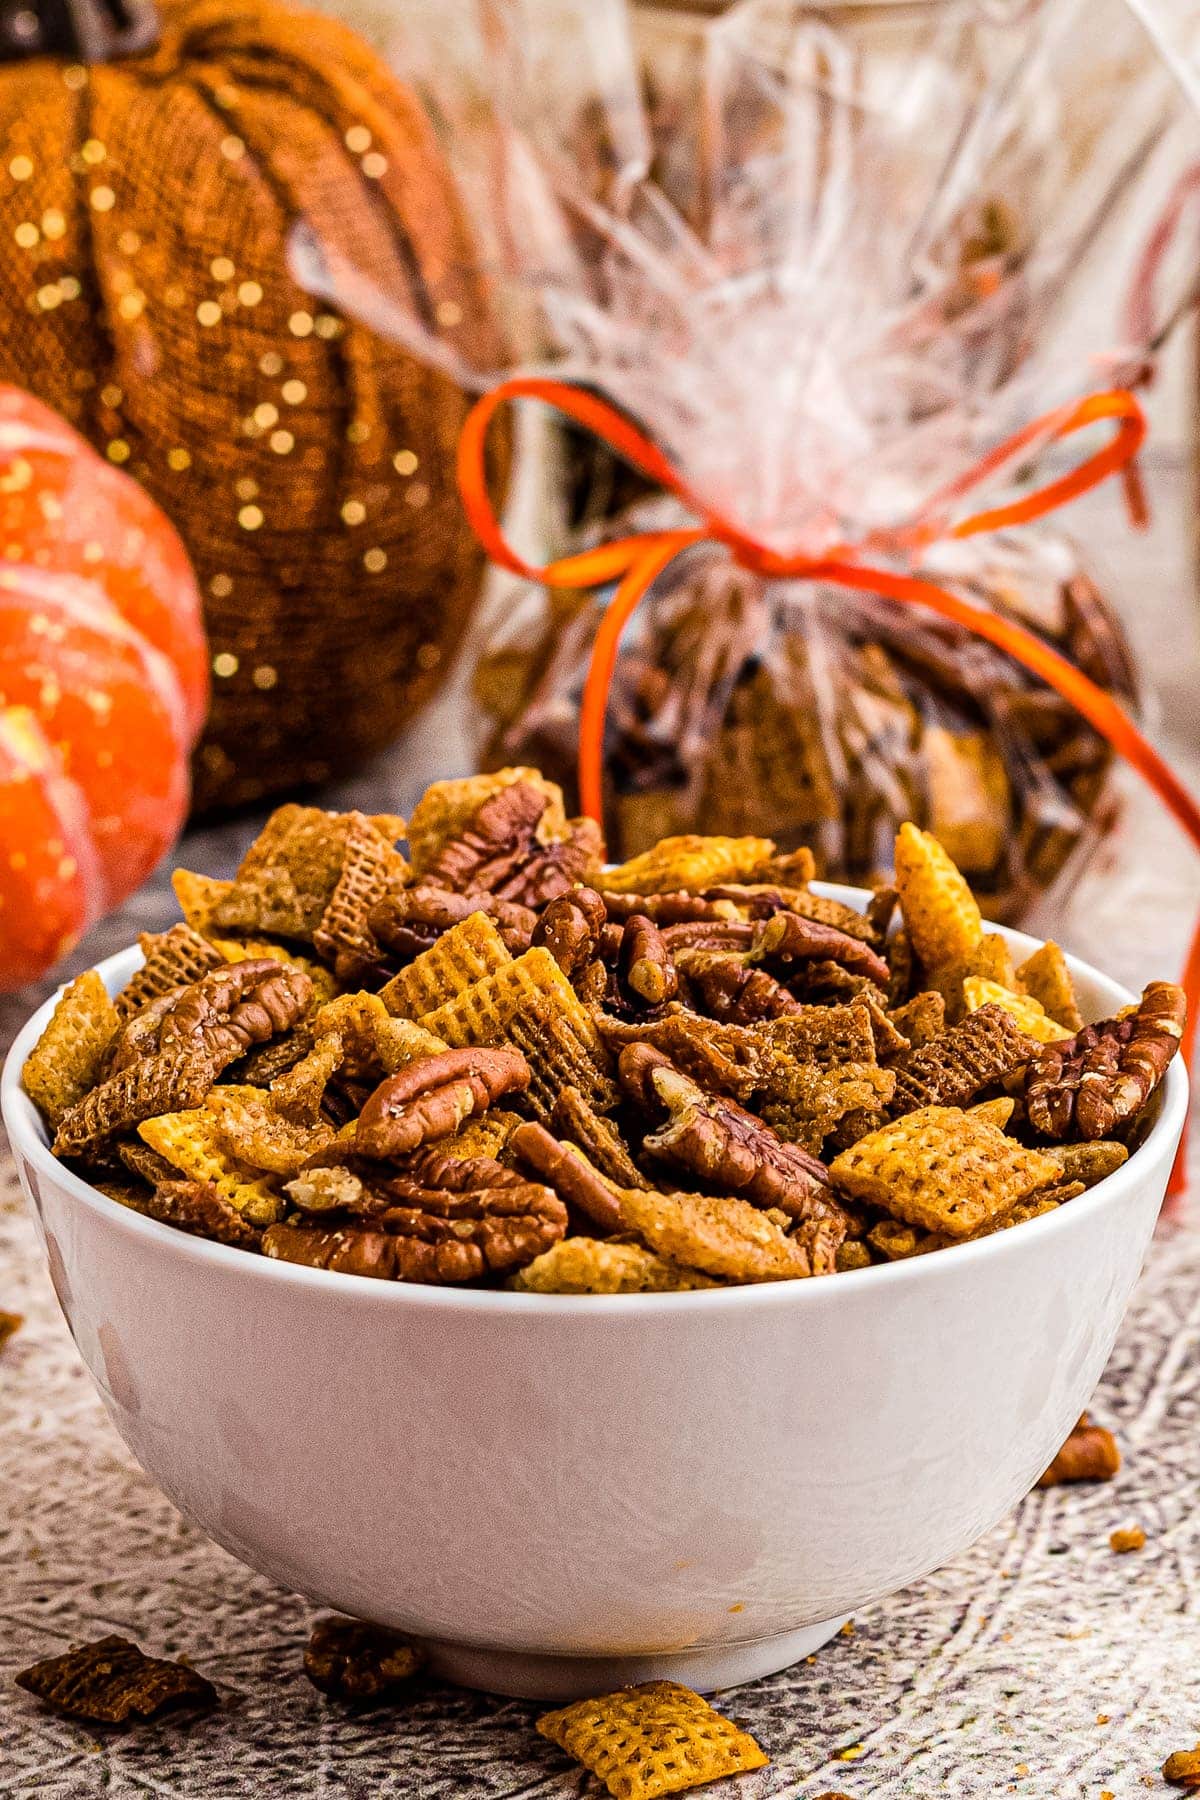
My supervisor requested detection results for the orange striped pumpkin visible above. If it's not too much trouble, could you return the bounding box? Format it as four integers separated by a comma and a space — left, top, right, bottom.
0, 387, 206, 987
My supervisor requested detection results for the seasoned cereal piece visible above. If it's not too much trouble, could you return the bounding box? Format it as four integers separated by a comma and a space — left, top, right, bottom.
1046, 1140, 1128, 1187
313, 814, 409, 980
23, 970, 119, 1127
894, 821, 983, 972
0, 1309, 21, 1350
967, 1097, 1016, 1130
419, 946, 605, 1057
380, 913, 513, 1020
1036, 1413, 1120, 1486
551, 1086, 650, 1190
211, 804, 358, 940
115, 925, 225, 1021
962, 977, 1073, 1044
406, 768, 566, 874
303, 1617, 424, 1704
139, 1111, 285, 1225
512, 1239, 718, 1294
620, 1188, 837, 1283
54, 1050, 217, 1162
887, 990, 945, 1048
1109, 1525, 1146, 1554
436, 1111, 522, 1162
604, 835, 777, 896
835, 1240, 873, 1272
1163, 1749, 1200, 1789
1017, 940, 1083, 1032
759, 1059, 895, 1156
15, 1635, 216, 1724
172, 867, 233, 935
889, 1004, 1037, 1114
536, 1681, 767, 1800
132, 1178, 264, 1250
206, 1086, 335, 1176
830, 1105, 1060, 1237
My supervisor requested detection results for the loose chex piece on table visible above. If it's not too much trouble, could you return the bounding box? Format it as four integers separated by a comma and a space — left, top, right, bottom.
22, 773, 1186, 1291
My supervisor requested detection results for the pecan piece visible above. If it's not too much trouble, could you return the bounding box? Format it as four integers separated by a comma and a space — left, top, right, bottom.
532, 887, 607, 978
661, 921, 757, 954
424, 780, 602, 904
753, 912, 890, 989
355, 1047, 530, 1158
15, 1635, 216, 1724
137, 1178, 264, 1250
682, 954, 804, 1023
1036, 1413, 1121, 1486
510, 1121, 625, 1232
620, 1046, 843, 1228
1024, 982, 1186, 1141
620, 916, 679, 1006
370, 886, 535, 960
155, 960, 315, 1076
303, 1617, 424, 1704
600, 891, 741, 926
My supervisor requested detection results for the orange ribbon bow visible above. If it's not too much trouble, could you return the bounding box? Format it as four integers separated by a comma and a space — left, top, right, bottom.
457, 376, 1200, 1193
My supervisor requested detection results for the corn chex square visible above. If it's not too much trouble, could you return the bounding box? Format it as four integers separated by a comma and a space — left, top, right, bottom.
537, 1680, 767, 1800
603, 835, 776, 896
23, 970, 119, 1127
380, 913, 512, 1020
894, 821, 982, 973
139, 1110, 285, 1225
831, 1105, 1060, 1237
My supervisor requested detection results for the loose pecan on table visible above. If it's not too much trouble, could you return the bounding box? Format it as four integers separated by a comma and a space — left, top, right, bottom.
354, 1047, 530, 1159
1036, 1412, 1121, 1486
303, 1617, 424, 1703
619, 1045, 844, 1228
1024, 981, 1186, 1141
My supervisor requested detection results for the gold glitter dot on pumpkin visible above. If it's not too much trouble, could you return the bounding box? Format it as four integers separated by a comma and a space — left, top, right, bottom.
361, 152, 388, 179
236, 477, 259, 501
213, 652, 239, 677
90, 186, 115, 213
81, 138, 106, 165
164, 283, 187, 308
288, 310, 313, 338
341, 499, 366, 525
313, 313, 341, 340
405, 481, 430, 507
8, 156, 32, 181
100, 383, 122, 408
106, 439, 130, 464
220, 135, 246, 161
281, 379, 307, 405
260, 351, 283, 376
117, 292, 144, 321
363, 547, 387, 572
196, 300, 222, 327
252, 664, 278, 690
58, 276, 80, 300
344, 125, 371, 153
210, 255, 235, 282
167, 447, 191, 471
118, 229, 140, 255
40, 209, 65, 240
253, 402, 278, 428
435, 299, 463, 328
269, 429, 294, 454
238, 281, 263, 307
0, 458, 31, 493
81, 540, 103, 563
238, 503, 264, 530
210, 573, 233, 598
346, 420, 370, 444
62, 64, 87, 90
36, 284, 62, 311
393, 449, 419, 476
13, 222, 37, 248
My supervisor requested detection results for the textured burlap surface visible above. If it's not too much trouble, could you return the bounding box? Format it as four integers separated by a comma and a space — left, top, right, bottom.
1, 474, 1198, 1796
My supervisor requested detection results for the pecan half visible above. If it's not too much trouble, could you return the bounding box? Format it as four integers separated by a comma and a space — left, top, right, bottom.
138, 1179, 263, 1250
304, 1617, 424, 1703
620, 916, 679, 1006
753, 912, 890, 989
1024, 982, 1186, 1141
600, 891, 741, 926
511, 1121, 625, 1232
423, 780, 602, 904
620, 1046, 843, 1228
355, 1047, 530, 1158
532, 887, 607, 977
369, 886, 535, 960
1036, 1412, 1121, 1485
682, 954, 804, 1023
661, 921, 757, 954
156, 960, 314, 1074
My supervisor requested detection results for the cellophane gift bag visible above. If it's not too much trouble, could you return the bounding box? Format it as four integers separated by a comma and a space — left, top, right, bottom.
295, 0, 1200, 921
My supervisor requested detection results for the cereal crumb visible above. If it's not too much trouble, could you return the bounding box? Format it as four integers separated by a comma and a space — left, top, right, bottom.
1110, 1526, 1146, 1554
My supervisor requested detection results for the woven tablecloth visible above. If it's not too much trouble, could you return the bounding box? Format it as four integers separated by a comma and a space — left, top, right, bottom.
3, 474, 1200, 1797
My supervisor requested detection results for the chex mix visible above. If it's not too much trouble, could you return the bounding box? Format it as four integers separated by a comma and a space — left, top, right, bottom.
23, 769, 1185, 1292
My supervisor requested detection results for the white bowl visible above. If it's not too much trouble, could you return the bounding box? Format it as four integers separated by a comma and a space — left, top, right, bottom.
1, 890, 1187, 1700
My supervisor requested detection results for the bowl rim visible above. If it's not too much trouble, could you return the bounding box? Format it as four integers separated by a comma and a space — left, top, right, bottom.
2, 885, 1187, 1318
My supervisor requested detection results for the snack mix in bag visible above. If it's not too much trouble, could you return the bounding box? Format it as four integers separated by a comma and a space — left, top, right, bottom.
294, 0, 1200, 923
25, 772, 1185, 1291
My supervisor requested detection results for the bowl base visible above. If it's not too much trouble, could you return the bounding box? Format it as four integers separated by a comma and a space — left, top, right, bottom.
424, 1616, 850, 1700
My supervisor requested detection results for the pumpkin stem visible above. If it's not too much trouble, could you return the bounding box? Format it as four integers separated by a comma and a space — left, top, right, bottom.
0, 0, 159, 62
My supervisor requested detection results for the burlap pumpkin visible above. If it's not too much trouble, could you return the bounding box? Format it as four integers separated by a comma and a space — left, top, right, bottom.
0, 0, 507, 811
